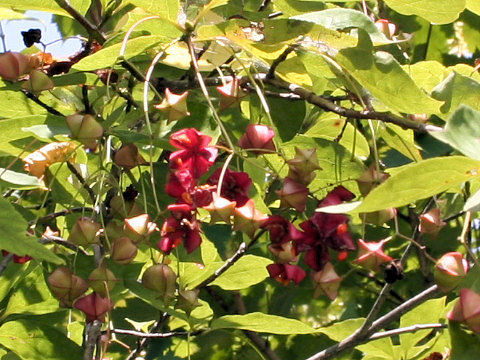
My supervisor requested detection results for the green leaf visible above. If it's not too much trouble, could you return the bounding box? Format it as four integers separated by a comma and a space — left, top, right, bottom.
467, 0, 480, 15
356, 156, 480, 213
127, 0, 179, 21
378, 124, 422, 161
0, 320, 82, 360
210, 255, 272, 290
0, 168, 42, 189
0, 198, 63, 264
399, 297, 446, 358
73, 35, 178, 71
383, 0, 466, 24
464, 188, 480, 212
0, 116, 48, 155
291, 8, 393, 43
336, 31, 442, 115
2, 265, 61, 320
432, 72, 480, 118
430, 105, 480, 160
305, 116, 370, 159
0, 85, 47, 118
449, 321, 480, 360
0, 0, 90, 16
211, 312, 318, 334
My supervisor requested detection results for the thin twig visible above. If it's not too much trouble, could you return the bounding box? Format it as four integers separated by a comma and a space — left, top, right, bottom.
267, 45, 298, 79
23, 91, 64, 116
0, 253, 13, 276
30, 206, 95, 225
367, 323, 446, 341
304, 285, 441, 360
196, 242, 247, 288
40, 234, 89, 255
125, 313, 170, 360
54, 0, 107, 44
459, 211, 480, 267
66, 162, 96, 203
151, 74, 437, 132
111, 328, 191, 338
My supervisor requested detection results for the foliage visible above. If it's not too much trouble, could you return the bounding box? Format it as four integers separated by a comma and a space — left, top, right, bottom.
0, 0, 479, 359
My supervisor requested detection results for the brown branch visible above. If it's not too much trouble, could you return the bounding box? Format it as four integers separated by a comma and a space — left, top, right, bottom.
261, 76, 437, 133
84, 320, 102, 360
150, 74, 438, 132
31, 207, 95, 225
54, 0, 107, 44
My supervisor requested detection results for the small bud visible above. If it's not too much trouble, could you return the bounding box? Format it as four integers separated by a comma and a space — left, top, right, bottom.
312, 262, 342, 300
276, 177, 308, 212
434, 252, 469, 292
419, 208, 446, 237
21, 70, 54, 93
216, 78, 247, 110
268, 241, 298, 264
362, 208, 397, 225
48, 266, 88, 307
154, 89, 190, 123
0, 52, 31, 81
74, 292, 114, 323
354, 239, 392, 272
124, 214, 157, 244
356, 164, 388, 196
287, 147, 321, 185
109, 195, 143, 219
88, 264, 118, 297
175, 289, 201, 315
68, 217, 101, 247
375, 19, 396, 39
110, 237, 138, 265
447, 288, 480, 333
238, 124, 275, 155
203, 193, 236, 224
233, 199, 268, 238
113, 143, 147, 169
142, 264, 177, 304
66, 114, 104, 150
267, 263, 306, 285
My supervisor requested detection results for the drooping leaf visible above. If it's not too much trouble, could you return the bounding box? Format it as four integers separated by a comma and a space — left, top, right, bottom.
378, 124, 422, 161
0, 168, 43, 189
449, 321, 480, 360
291, 8, 393, 43
0, 198, 63, 264
73, 35, 180, 71
210, 255, 272, 290
356, 156, 480, 213
383, 0, 466, 24
127, 0, 180, 21
0, 320, 82, 360
336, 31, 442, 115
211, 312, 318, 334
467, 0, 480, 15
432, 72, 480, 118
0, 0, 90, 16
430, 105, 480, 160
